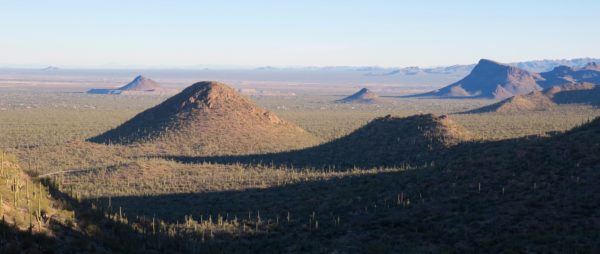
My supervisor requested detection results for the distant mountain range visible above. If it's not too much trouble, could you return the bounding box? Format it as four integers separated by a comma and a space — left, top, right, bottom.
410, 59, 600, 99
256, 58, 600, 77
538, 64, 600, 88
410, 59, 543, 99
40, 66, 60, 71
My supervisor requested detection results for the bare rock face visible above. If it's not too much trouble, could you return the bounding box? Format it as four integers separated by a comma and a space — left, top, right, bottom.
415, 59, 541, 99
89, 81, 321, 155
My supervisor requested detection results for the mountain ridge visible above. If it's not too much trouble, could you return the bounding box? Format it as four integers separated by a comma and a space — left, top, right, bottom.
412, 59, 542, 99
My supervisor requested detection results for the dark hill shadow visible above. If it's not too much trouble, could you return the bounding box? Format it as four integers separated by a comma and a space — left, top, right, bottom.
552, 87, 600, 106
40, 178, 252, 253
0, 220, 62, 253
95, 127, 600, 253
61, 116, 600, 252
156, 114, 473, 171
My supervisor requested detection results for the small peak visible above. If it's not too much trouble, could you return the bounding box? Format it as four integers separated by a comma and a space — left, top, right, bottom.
186, 81, 230, 91
477, 59, 504, 66
473, 59, 512, 71
336, 87, 385, 104
551, 65, 574, 73
582, 62, 600, 71
355, 88, 374, 95
41, 66, 59, 71
478, 59, 499, 64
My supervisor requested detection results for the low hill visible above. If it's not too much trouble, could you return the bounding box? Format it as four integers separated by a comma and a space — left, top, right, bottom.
302, 114, 471, 166
335, 88, 388, 104
197, 114, 474, 168
467, 91, 556, 113
87, 75, 178, 95
582, 62, 600, 71
537, 65, 578, 87
89, 81, 321, 155
467, 82, 599, 113
538, 64, 600, 88
550, 83, 600, 106
411, 59, 541, 99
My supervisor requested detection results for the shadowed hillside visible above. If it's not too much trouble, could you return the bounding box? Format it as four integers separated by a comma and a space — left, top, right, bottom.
551, 83, 600, 106
466, 82, 600, 113
78, 115, 600, 253
89, 81, 321, 155
538, 65, 600, 88
466, 90, 556, 113
166, 114, 473, 168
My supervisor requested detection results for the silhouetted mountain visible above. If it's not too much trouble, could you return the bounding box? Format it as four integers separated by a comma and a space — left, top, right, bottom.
413, 59, 542, 99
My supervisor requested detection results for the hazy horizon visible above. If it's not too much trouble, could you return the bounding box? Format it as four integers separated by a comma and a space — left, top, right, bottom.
1, 0, 599, 69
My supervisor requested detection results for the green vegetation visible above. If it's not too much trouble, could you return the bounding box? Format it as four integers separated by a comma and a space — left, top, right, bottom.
2, 87, 600, 252
0, 150, 54, 231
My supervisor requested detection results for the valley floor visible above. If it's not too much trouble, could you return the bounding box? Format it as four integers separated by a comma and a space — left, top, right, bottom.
2, 87, 600, 253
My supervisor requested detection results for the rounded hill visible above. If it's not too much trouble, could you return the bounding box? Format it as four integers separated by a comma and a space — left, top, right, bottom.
287, 114, 473, 167
89, 81, 321, 155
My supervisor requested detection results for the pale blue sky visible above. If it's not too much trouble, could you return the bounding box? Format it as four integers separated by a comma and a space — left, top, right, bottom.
0, 0, 599, 68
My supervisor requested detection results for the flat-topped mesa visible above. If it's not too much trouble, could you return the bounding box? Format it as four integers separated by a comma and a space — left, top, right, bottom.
414, 59, 541, 99
89, 81, 321, 155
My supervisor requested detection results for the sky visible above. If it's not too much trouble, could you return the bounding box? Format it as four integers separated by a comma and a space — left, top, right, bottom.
0, 0, 599, 68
